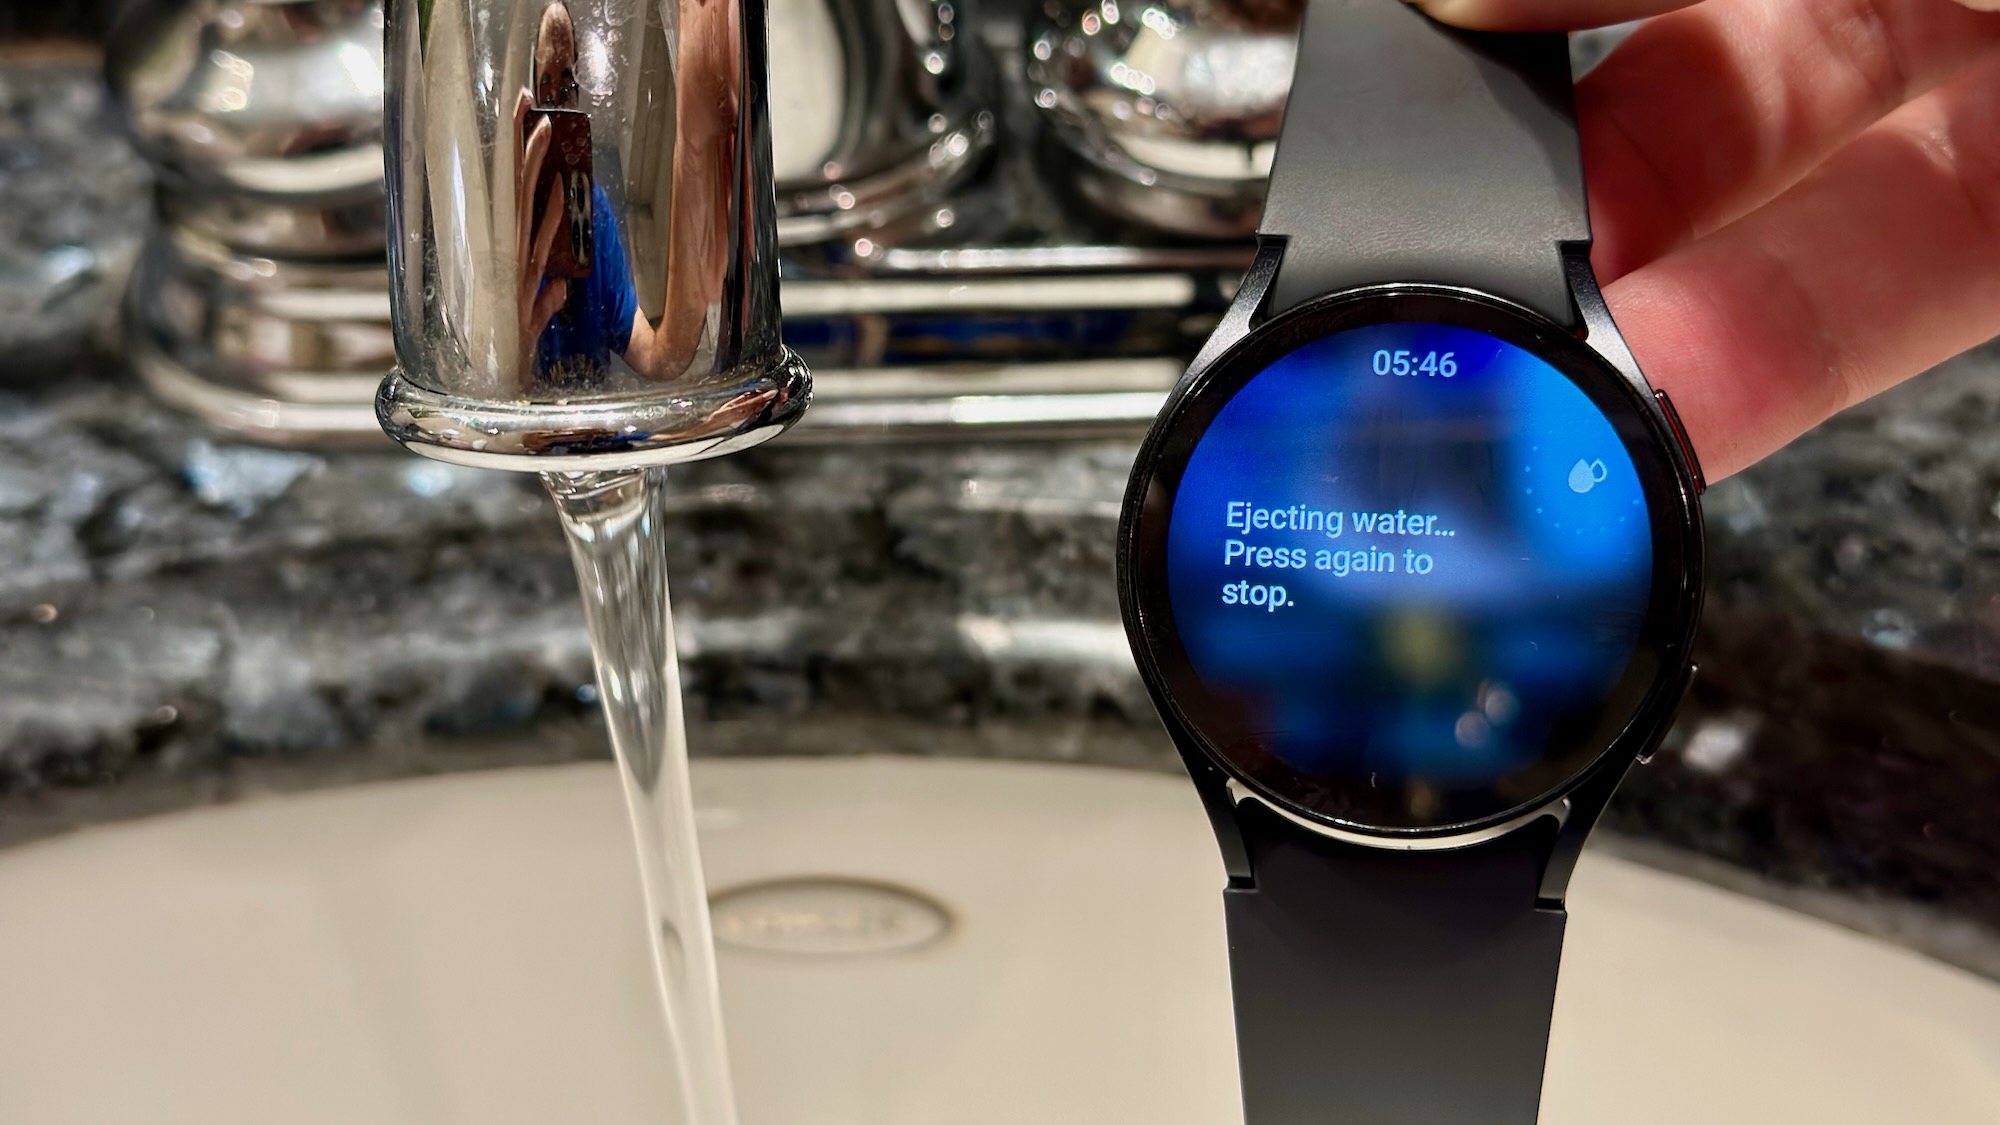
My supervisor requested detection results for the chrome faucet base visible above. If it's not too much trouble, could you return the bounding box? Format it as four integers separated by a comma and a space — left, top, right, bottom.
1059, 145, 1266, 239
376, 351, 812, 473
125, 225, 392, 444
131, 331, 389, 446
161, 192, 391, 261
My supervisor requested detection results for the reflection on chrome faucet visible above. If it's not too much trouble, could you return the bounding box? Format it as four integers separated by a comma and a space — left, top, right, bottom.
517, 2, 632, 382
660, 0, 741, 380
512, 0, 735, 390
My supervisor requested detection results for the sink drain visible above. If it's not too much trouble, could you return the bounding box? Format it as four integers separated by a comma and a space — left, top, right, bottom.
709, 877, 953, 956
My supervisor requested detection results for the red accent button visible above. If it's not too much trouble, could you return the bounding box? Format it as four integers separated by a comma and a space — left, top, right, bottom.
1653, 389, 1705, 493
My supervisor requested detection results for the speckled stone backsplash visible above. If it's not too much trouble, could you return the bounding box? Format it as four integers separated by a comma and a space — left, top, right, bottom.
4, 59, 1999, 980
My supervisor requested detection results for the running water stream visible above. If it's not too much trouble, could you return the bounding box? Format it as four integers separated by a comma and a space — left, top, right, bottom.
546, 466, 739, 1125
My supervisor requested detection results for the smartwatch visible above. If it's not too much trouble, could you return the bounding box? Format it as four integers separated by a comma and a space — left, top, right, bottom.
1115, 3, 1706, 1124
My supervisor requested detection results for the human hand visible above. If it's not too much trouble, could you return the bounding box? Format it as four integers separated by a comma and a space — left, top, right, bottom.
1413, 0, 2000, 480
705, 387, 782, 430
513, 89, 571, 378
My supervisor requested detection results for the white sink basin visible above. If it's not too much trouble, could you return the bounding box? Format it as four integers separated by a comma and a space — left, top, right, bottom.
1, 758, 1995, 1124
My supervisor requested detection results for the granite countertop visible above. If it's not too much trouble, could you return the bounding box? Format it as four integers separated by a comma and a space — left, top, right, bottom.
4, 57, 2000, 978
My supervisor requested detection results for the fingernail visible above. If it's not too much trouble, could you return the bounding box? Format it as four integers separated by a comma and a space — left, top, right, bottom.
1405, 0, 1494, 27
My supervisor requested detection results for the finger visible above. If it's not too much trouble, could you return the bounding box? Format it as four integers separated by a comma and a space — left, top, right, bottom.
532, 279, 569, 328
1607, 56, 2000, 481
1413, 0, 1696, 31
520, 182, 565, 328
519, 117, 552, 206
513, 88, 533, 159
515, 118, 553, 274
513, 90, 535, 192
1581, 0, 2000, 280
714, 391, 778, 426
513, 94, 542, 197
530, 176, 566, 276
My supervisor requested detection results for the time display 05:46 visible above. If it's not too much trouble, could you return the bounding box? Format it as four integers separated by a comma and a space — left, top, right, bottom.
1372, 349, 1457, 377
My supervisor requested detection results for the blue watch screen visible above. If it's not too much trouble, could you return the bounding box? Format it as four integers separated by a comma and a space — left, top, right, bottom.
1165, 322, 1654, 815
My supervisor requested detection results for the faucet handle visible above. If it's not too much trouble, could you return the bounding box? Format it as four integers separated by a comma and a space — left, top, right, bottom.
376, 0, 809, 472
108, 0, 393, 256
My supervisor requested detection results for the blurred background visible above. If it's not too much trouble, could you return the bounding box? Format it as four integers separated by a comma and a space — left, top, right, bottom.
1, 0, 1997, 1047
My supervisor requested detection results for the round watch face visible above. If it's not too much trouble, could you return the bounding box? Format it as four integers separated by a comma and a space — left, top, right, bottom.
1122, 288, 1700, 833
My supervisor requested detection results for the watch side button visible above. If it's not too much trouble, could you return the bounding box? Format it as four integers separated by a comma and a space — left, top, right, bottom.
1653, 389, 1706, 493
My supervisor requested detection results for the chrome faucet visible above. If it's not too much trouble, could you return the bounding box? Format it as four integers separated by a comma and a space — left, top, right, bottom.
376, 0, 808, 470
115, 0, 1314, 447
112, 0, 996, 443
1027, 0, 1301, 237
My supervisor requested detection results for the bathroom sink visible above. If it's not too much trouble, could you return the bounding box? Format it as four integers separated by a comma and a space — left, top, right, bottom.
0, 758, 1995, 1124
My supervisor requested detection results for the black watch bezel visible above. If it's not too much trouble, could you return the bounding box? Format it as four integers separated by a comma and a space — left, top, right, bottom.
1119, 282, 1704, 837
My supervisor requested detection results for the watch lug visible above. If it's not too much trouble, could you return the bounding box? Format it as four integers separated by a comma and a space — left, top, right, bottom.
1535, 750, 1635, 908
1169, 731, 1255, 883
1184, 236, 1286, 385
1562, 246, 1652, 395
1566, 245, 1709, 497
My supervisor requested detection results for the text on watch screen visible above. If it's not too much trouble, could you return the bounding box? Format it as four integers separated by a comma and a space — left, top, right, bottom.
1166, 322, 1653, 792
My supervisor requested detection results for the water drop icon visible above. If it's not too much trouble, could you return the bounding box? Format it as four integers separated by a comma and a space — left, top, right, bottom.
1568, 459, 1608, 494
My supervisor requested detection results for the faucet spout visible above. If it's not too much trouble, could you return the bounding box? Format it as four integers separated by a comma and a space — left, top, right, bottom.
376, 0, 809, 471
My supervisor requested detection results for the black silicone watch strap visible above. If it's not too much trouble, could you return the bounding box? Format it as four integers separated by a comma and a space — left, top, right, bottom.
1259, 0, 1589, 326
1224, 798, 1567, 1125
